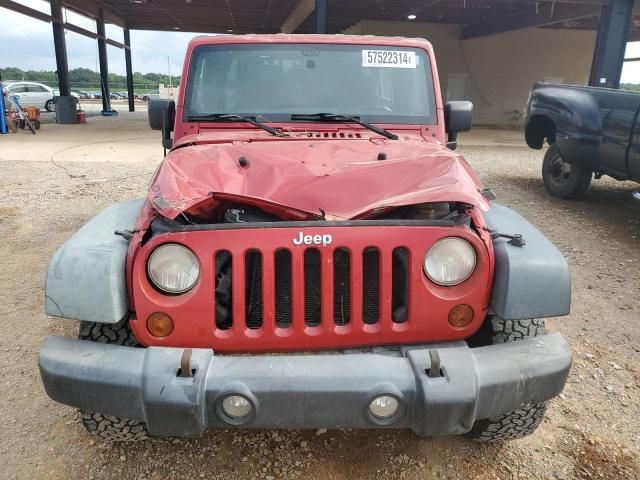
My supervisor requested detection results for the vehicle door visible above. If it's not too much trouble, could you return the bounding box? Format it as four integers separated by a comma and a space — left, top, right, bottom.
6, 83, 30, 106
627, 103, 640, 182
598, 91, 640, 177
28, 84, 52, 107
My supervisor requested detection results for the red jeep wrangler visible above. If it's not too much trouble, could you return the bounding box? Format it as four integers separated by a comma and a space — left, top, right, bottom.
40, 35, 571, 442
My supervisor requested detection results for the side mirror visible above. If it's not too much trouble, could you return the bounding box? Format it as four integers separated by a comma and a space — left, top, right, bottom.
445, 101, 473, 150
148, 99, 175, 152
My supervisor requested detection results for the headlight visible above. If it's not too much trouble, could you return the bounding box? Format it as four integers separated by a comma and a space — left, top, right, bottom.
424, 237, 476, 286
147, 243, 200, 294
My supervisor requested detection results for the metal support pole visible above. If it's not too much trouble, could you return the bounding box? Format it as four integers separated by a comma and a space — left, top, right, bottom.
315, 0, 327, 34
589, 0, 633, 89
124, 28, 135, 112
97, 9, 115, 115
50, 0, 70, 97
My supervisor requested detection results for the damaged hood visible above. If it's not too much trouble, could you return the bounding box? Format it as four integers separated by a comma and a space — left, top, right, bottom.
149, 136, 489, 221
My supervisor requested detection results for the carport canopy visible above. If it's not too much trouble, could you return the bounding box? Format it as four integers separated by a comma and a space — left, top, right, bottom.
48, 0, 639, 38
2, 0, 639, 116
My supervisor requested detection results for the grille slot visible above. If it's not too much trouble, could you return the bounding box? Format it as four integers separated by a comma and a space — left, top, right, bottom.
362, 247, 380, 324
333, 248, 351, 326
244, 250, 263, 329
392, 248, 409, 323
274, 249, 293, 328
304, 248, 322, 326
215, 250, 233, 330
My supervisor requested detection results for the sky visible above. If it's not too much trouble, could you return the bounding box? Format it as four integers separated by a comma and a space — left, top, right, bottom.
1, 0, 640, 82
0, 0, 196, 76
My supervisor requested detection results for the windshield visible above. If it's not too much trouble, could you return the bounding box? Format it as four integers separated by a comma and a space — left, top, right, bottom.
184, 43, 437, 124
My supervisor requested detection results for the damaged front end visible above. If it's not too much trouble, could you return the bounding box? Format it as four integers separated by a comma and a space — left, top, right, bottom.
127, 196, 494, 352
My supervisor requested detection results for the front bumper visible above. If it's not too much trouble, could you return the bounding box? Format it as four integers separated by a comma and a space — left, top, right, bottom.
39, 334, 571, 437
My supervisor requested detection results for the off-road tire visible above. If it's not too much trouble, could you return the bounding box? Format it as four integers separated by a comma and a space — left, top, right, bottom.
78, 318, 149, 442
45, 99, 55, 112
542, 144, 592, 199
80, 412, 149, 442
466, 318, 548, 443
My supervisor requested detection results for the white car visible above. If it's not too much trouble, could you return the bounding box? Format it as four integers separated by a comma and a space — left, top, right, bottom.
142, 90, 160, 101
3, 81, 57, 112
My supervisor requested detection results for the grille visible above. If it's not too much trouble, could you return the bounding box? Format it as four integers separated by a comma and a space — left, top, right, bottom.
214, 246, 410, 332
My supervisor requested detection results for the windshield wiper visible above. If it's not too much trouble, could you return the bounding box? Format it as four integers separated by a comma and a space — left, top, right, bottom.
186, 113, 286, 137
290, 113, 398, 140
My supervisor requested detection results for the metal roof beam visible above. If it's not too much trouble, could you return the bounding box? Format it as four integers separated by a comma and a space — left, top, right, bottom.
0, 0, 51, 22
462, 3, 601, 39
0, 0, 127, 49
281, 0, 315, 33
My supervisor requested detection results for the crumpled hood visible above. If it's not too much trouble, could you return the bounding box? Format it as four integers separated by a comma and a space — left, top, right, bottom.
149, 137, 489, 221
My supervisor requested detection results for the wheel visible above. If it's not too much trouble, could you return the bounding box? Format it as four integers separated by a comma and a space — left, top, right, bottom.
466, 318, 548, 443
45, 99, 55, 112
33, 120, 41, 130
78, 318, 149, 442
142, 96, 149, 102
542, 144, 592, 199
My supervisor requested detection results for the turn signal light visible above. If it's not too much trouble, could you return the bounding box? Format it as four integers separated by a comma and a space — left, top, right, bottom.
147, 312, 174, 337
448, 304, 474, 329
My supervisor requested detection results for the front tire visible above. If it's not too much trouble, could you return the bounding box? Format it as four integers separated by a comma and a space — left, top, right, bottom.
78, 318, 149, 442
466, 318, 548, 443
542, 144, 592, 199
45, 99, 55, 112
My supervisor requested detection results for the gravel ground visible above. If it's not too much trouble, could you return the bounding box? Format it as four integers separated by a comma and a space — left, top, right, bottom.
0, 117, 638, 479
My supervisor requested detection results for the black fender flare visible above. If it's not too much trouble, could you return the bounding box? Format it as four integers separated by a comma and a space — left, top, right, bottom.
45, 200, 144, 324
484, 204, 571, 320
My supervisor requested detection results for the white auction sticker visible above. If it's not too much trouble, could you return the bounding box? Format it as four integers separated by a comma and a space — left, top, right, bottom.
362, 50, 417, 68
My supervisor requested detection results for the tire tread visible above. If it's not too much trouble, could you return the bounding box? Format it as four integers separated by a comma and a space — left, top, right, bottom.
466, 318, 548, 443
78, 318, 149, 442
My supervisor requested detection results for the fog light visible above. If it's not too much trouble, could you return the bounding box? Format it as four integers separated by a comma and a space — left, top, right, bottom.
448, 304, 474, 328
147, 312, 174, 337
222, 395, 252, 419
369, 395, 400, 420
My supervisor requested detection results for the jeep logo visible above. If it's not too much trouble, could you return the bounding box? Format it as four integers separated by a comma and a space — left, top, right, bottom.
293, 232, 333, 247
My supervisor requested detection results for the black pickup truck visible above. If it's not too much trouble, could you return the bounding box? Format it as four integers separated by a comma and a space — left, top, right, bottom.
525, 82, 640, 199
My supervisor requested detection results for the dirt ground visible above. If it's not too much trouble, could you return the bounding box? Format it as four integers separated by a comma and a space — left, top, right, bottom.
0, 113, 638, 480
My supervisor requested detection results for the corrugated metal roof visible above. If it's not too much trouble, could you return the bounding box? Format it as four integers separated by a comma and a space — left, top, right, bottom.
59, 0, 614, 35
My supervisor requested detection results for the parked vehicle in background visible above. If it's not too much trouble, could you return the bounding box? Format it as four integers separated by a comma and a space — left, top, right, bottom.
142, 90, 160, 101
525, 82, 640, 199
3, 81, 56, 112
40, 34, 572, 444
72, 90, 90, 99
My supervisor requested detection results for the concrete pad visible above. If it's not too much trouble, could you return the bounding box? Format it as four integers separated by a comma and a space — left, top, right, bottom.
459, 127, 526, 148
0, 111, 161, 164
1, 113, 525, 166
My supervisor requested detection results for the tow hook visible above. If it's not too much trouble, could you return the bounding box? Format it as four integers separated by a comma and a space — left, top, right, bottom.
427, 350, 444, 378
179, 348, 194, 378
